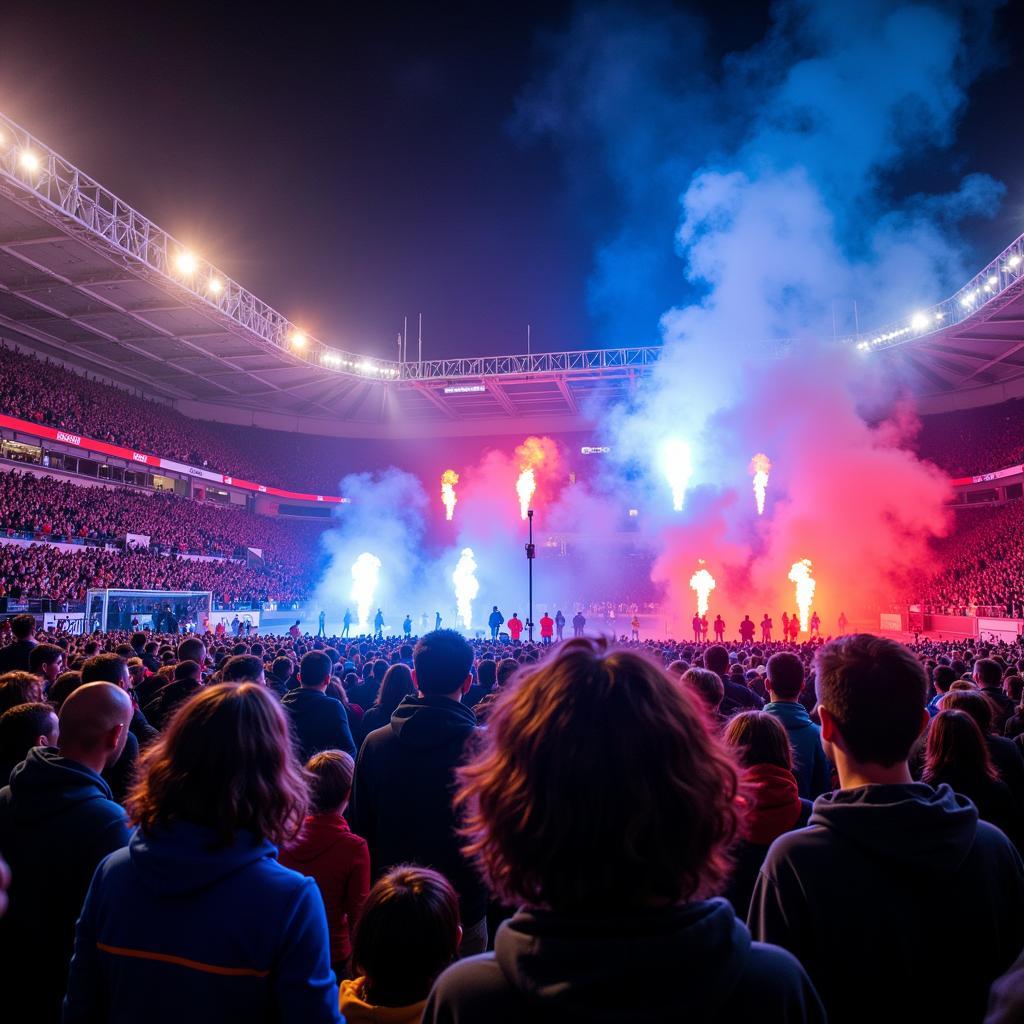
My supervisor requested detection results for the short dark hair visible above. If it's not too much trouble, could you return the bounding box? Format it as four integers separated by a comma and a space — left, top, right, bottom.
131, 631, 147, 648
413, 630, 473, 696
704, 645, 729, 676
221, 654, 264, 684
681, 667, 724, 713
974, 658, 1003, 689
174, 660, 202, 682
496, 658, 519, 687
176, 637, 206, 665
815, 635, 926, 767
766, 652, 804, 700
0, 701, 57, 766
29, 643, 64, 674
305, 749, 355, 813
723, 711, 793, 770
476, 659, 497, 691
9, 614, 35, 640
352, 866, 460, 1006
271, 656, 293, 680
933, 665, 956, 694
81, 653, 128, 687
299, 650, 332, 688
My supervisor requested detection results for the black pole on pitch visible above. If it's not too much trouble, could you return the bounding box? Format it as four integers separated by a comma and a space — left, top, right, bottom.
526, 509, 535, 643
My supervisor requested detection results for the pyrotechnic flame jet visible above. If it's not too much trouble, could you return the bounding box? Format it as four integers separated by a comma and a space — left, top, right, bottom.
660, 437, 693, 512
441, 469, 459, 521
516, 467, 536, 520
453, 547, 480, 630
350, 552, 381, 633
750, 453, 772, 515
788, 559, 816, 632
689, 560, 717, 617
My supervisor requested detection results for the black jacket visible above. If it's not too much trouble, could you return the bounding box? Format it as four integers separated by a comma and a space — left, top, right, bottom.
0, 748, 131, 1022
0, 638, 37, 674
424, 902, 824, 1023
749, 783, 1024, 1024
351, 695, 485, 923
281, 687, 356, 761
986, 734, 1024, 808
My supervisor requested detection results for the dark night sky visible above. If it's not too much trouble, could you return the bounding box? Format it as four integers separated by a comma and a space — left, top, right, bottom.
1, 1, 1021, 360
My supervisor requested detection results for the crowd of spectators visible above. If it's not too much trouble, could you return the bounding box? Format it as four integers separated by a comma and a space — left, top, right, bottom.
0, 469, 326, 561
916, 502, 1024, 616
0, 543, 311, 605
0, 345, 351, 491
0, 620, 1022, 1021
917, 399, 1024, 477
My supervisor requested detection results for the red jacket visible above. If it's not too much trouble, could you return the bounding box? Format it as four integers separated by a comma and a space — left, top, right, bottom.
508, 617, 523, 639
539, 616, 554, 637
279, 813, 370, 966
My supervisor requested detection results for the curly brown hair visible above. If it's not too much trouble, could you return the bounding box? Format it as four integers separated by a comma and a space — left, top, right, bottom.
127, 683, 307, 846
456, 638, 740, 910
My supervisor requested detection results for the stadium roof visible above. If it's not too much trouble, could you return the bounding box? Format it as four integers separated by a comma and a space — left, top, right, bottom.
1, 110, 1024, 434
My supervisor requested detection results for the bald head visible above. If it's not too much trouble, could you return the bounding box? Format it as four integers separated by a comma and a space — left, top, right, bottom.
59, 682, 132, 774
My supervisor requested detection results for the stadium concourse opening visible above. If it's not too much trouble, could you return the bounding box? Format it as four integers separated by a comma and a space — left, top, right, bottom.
2, 3, 1024, 1023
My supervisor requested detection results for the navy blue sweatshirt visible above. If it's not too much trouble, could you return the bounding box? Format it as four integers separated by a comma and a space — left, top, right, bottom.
63, 821, 340, 1024
424, 901, 824, 1023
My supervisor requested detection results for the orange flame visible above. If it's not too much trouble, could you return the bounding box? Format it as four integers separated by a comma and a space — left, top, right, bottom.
441, 469, 459, 521
788, 558, 816, 632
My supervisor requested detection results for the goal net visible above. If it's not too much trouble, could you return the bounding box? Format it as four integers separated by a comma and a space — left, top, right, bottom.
84, 589, 213, 633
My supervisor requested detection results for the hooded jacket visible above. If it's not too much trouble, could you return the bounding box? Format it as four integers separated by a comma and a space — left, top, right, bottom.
762, 700, 831, 798
723, 764, 811, 917
749, 783, 1024, 1024
280, 813, 370, 965
281, 687, 356, 761
63, 821, 340, 1024
423, 901, 824, 1023
351, 695, 485, 924
0, 747, 131, 1022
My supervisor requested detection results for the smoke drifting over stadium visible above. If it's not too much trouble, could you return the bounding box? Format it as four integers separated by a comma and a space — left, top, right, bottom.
314, 1, 1006, 631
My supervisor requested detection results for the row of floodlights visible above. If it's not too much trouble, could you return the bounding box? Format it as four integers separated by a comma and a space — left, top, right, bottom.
0, 128, 398, 381
958, 256, 1022, 310
856, 310, 945, 351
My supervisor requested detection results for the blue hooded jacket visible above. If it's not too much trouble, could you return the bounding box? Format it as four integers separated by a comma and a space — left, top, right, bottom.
762, 701, 831, 799
63, 821, 340, 1024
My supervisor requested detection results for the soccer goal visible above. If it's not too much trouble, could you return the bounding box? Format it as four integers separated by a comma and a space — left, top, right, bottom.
84, 589, 213, 633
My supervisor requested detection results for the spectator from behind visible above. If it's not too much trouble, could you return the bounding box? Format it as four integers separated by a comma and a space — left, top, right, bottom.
282, 651, 356, 761
721, 711, 811, 915
0, 682, 132, 1023
425, 639, 823, 1023
143, 660, 202, 732
706, 644, 762, 714
0, 670, 44, 714
280, 750, 370, 979
0, 701, 59, 784
360, 663, 415, 738
352, 630, 488, 955
749, 634, 1024, 1024
763, 652, 831, 799
680, 667, 725, 724
0, 613, 38, 673
63, 684, 340, 1024
221, 653, 265, 686
923, 709, 1023, 850
975, 658, 1016, 733
940, 688, 1024, 808
343, 866, 460, 1024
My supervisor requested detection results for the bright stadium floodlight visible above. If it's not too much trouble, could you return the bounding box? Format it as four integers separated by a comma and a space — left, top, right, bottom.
911, 312, 929, 331
935, 311, 944, 321
1009, 255, 1022, 269
207, 277, 223, 295
290, 330, 307, 349
988, 275, 998, 286
18, 150, 40, 172
174, 249, 198, 275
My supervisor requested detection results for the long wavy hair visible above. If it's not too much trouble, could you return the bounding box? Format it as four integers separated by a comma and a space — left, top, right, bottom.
456, 638, 740, 910
127, 683, 307, 846
924, 709, 998, 787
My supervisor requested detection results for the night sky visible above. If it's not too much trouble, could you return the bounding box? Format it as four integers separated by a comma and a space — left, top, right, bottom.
1, 1, 1021, 360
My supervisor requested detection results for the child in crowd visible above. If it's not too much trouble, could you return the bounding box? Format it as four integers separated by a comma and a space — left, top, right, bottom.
280, 750, 370, 978
340, 866, 461, 1024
